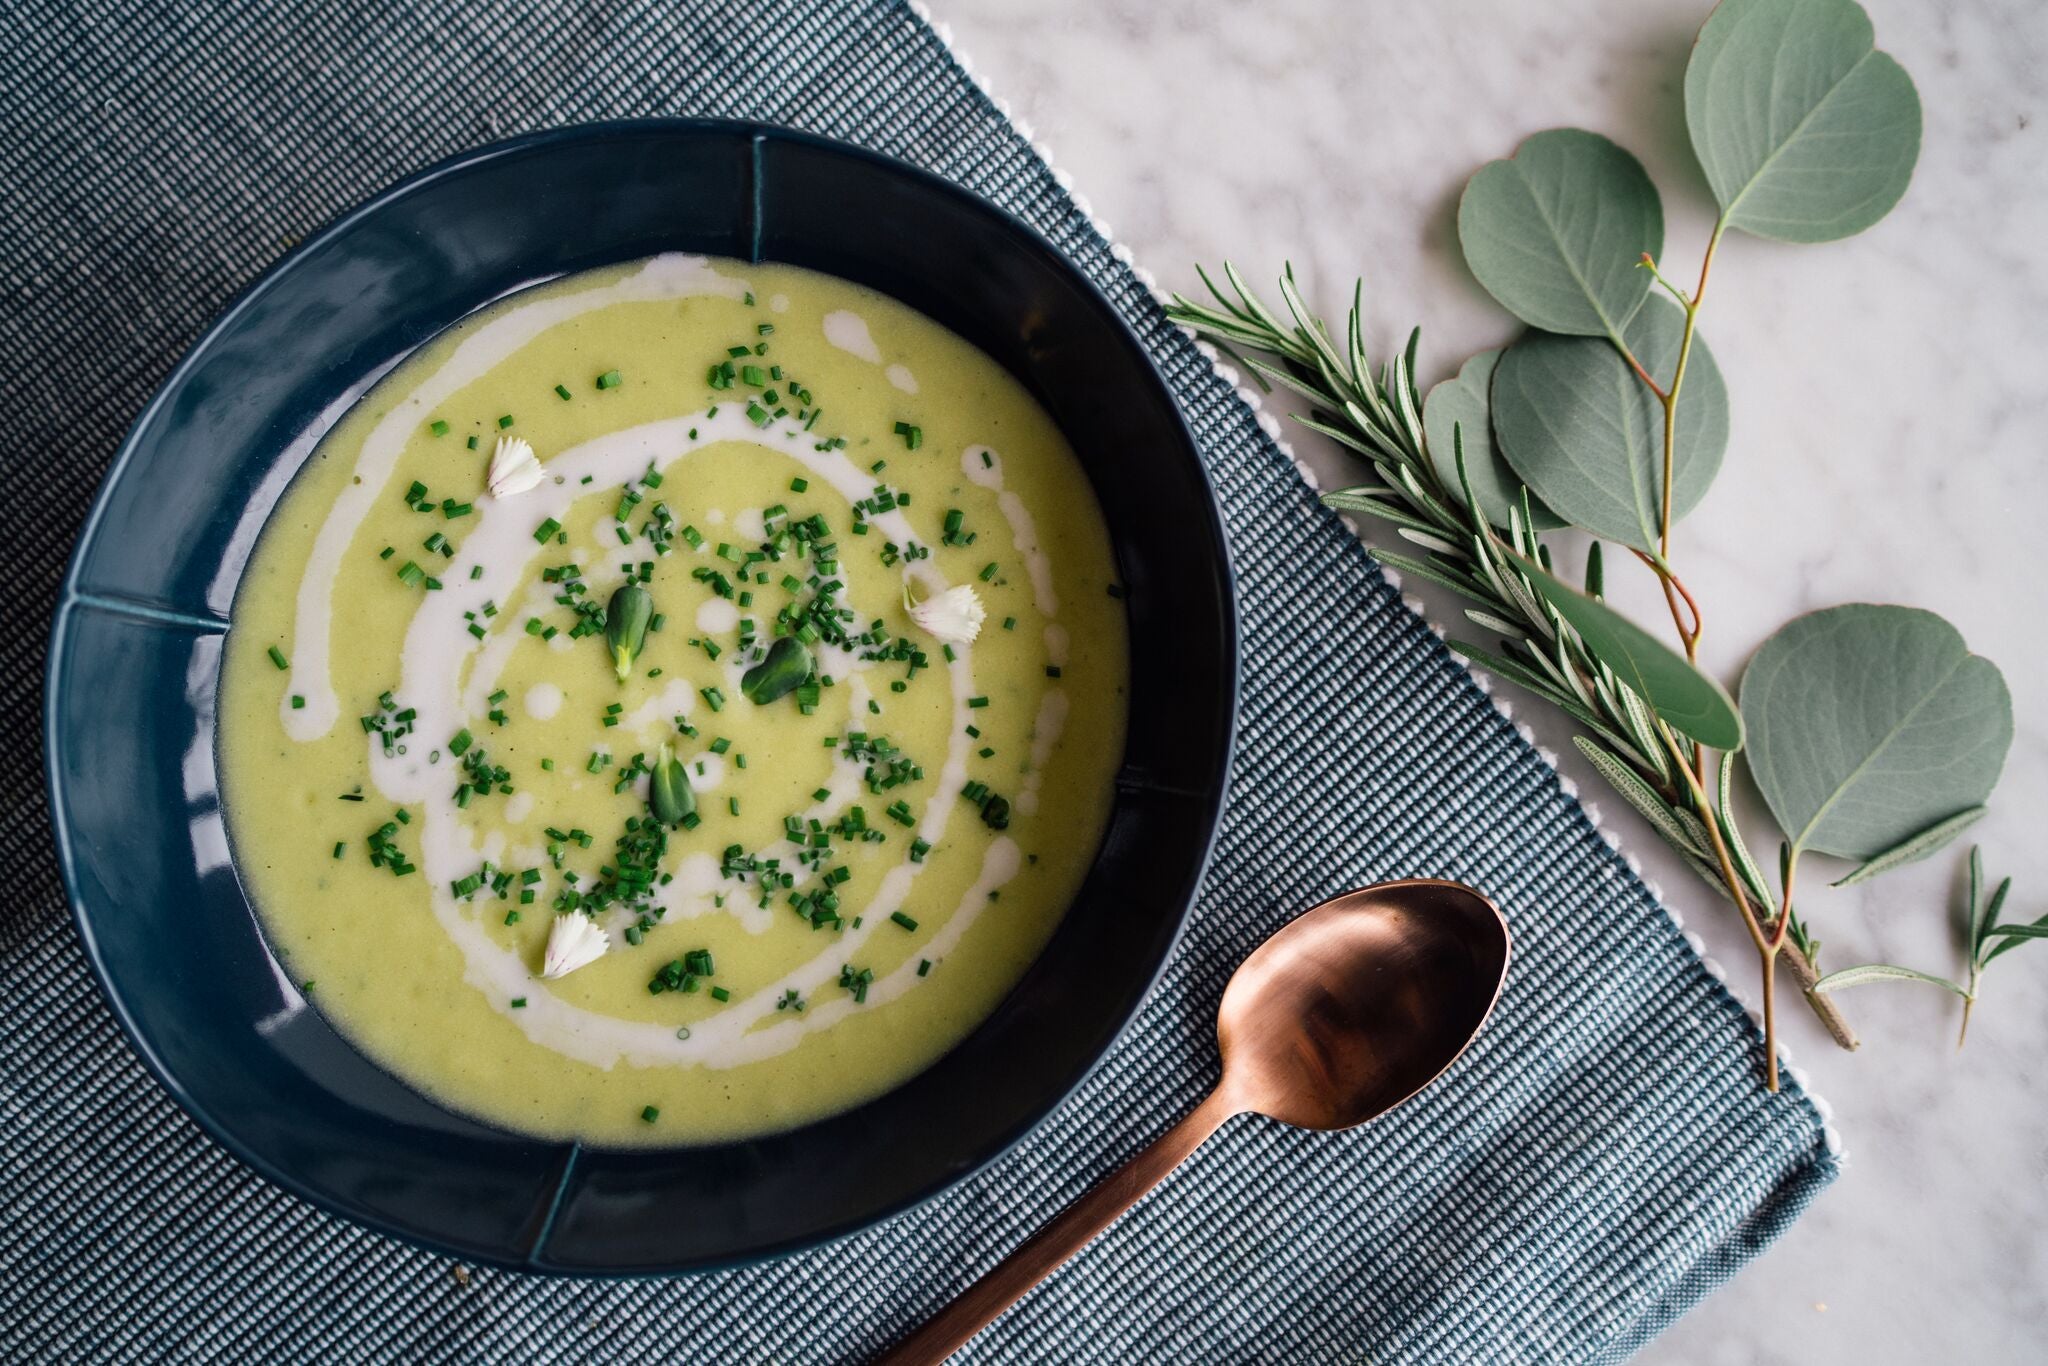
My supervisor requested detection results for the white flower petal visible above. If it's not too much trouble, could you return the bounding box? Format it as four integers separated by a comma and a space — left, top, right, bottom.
541, 913, 608, 979
486, 435, 544, 499
907, 583, 986, 645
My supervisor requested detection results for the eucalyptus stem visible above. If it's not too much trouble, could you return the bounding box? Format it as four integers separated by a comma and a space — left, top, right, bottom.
1655, 214, 1727, 561
1661, 718, 1789, 1089
1626, 212, 1828, 1084
1773, 849, 1801, 955
1633, 217, 1727, 664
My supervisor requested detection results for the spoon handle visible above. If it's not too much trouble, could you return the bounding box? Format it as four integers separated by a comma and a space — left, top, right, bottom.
877, 1087, 1240, 1365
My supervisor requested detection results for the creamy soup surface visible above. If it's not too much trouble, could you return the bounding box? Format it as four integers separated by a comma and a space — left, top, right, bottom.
220, 256, 1128, 1144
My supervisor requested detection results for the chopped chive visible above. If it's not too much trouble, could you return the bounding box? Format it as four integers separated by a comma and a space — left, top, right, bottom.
497, 414, 515, 428
291, 694, 306, 710
597, 369, 623, 390
267, 645, 289, 670
893, 421, 922, 450
891, 911, 919, 931
534, 518, 561, 544
554, 383, 572, 400
641, 1105, 660, 1123
428, 419, 449, 437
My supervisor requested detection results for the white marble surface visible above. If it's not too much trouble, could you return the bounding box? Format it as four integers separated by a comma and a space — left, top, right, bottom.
921, 0, 2048, 1358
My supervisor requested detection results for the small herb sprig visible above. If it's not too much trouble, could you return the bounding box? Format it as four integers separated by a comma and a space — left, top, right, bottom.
1816, 850, 2045, 1048
1169, 0, 2026, 1088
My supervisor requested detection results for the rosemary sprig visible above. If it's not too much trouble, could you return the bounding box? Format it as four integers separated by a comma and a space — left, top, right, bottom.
1166, 264, 1855, 1055
1816, 849, 2044, 1048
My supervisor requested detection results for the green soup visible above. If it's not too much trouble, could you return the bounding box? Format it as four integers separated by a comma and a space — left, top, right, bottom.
220, 256, 1128, 1144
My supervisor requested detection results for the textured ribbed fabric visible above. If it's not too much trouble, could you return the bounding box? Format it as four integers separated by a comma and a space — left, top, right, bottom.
1, 1, 1835, 1360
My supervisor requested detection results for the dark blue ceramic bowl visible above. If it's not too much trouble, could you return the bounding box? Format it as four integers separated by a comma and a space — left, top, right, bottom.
45, 120, 1235, 1274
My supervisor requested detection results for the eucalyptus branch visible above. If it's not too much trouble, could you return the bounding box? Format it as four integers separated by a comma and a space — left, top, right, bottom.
1169, 0, 2036, 1091
1167, 267, 1856, 1066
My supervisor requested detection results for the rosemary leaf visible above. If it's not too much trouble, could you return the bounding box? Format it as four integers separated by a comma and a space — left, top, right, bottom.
1574, 736, 1708, 858
1368, 548, 1497, 604
1319, 489, 1444, 536
1395, 527, 1462, 556
1813, 964, 1970, 997
1447, 641, 1642, 760
1463, 609, 1526, 640
1831, 806, 1989, 887
1983, 917, 2046, 966
1715, 751, 1777, 913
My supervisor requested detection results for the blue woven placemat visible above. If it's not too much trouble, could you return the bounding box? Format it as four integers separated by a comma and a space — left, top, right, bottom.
0, 1, 1836, 1360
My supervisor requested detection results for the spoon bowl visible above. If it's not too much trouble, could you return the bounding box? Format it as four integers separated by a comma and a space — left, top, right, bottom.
881, 878, 1511, 1364
1219, 880, 1512, 1130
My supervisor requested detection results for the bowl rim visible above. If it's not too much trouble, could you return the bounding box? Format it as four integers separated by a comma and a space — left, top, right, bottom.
44, 115, 1239, 1274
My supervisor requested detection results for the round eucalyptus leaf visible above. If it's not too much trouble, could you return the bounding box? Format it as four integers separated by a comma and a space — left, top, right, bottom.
1456, 129, 1664, 339
1686, 0, 1922, 243
1741, 605, 2012, 861
1423, 349, 1565, 531
1491, 298, 1728, 553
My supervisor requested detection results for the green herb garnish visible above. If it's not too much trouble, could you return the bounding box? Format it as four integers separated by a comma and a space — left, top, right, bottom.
740, 636, 812, 706
605, 583, 653, 683
649, 742, 695, 827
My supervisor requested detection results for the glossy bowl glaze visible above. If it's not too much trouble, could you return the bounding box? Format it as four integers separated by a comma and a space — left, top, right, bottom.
45, 120, 1235, 1274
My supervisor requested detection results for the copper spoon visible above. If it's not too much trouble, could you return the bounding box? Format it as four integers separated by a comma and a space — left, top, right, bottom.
878, 878, 1512, 1365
